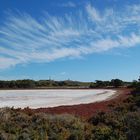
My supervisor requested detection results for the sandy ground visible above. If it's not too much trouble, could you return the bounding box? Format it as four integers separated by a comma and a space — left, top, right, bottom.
0, 89, 116, 108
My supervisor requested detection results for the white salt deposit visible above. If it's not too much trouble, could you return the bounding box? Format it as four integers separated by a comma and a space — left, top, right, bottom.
0, 89, 116, 108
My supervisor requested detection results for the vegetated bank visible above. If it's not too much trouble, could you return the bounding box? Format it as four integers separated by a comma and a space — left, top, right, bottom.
0, 78, 127, 89
0, 78, 140, 139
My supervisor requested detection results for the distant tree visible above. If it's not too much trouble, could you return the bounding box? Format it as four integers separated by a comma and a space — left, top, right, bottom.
8, 81, 17, 88
127, 80, 138, 88
111, 79, 123, 88
138, 76, 140, 82
16, 80, 35, 88
89, 82, 95, 88
95, 80, 106, 88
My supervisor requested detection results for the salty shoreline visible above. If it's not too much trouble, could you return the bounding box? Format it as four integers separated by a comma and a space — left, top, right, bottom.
32, 88, 130, 118
0, 89, 116, 109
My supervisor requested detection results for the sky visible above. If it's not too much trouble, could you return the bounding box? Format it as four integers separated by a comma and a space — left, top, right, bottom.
0, 0, 140, 82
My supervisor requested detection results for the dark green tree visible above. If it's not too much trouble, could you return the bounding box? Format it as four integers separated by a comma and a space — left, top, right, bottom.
111, 79, 123, 88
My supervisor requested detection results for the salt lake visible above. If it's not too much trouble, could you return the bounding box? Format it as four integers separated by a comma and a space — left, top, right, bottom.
0, 89, 116, 108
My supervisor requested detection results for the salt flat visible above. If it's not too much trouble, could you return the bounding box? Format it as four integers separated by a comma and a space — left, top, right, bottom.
0, 89, 116, 108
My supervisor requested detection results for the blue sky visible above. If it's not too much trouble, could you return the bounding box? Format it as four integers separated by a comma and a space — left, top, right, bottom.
0, 0, 140, 81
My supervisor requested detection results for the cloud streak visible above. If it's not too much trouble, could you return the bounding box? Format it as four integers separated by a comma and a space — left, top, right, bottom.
0, 3, 140, 69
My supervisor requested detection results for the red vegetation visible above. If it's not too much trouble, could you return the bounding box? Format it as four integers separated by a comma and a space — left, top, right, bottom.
23, 88, 131, 119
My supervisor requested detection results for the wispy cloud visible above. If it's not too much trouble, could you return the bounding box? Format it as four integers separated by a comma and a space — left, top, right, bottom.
0, 57, 19, 69
0, 3, 140, 69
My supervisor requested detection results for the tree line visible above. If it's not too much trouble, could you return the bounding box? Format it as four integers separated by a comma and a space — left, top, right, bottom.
0, 78, 131, 89
89, 79, 125, 88
0, 79, 88, 89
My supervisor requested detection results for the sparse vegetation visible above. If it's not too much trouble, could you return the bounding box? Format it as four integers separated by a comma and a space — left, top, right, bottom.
0, 108, 93, 140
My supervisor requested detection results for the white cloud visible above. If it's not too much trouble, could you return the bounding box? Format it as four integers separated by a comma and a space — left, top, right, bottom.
0, 57, 19, 69
86, 4, 102, 22
0, 3, 140, 69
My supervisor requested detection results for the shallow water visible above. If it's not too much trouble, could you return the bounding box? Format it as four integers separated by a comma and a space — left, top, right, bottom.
0, 89, 116, 108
